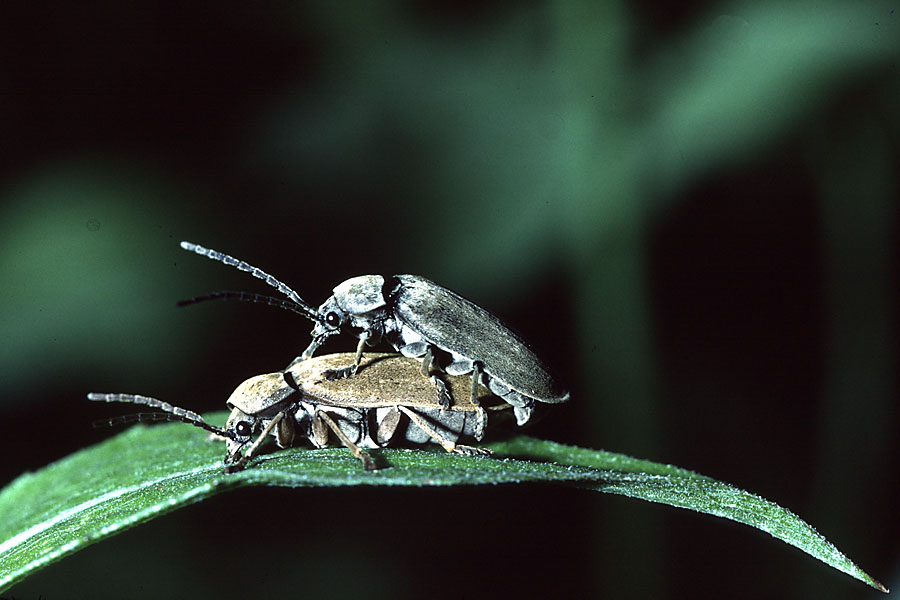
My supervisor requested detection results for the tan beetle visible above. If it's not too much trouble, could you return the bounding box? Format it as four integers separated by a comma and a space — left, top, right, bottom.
89, 353, 509, 472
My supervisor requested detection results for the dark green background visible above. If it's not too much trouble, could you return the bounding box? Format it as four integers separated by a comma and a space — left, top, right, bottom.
1, 2, 897, 598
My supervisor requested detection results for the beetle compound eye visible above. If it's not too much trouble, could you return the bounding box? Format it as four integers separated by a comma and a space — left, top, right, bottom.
235, 421, 253, 438
325, 311, 340, 327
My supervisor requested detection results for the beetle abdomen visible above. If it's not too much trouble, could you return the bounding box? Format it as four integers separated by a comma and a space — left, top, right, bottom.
390, 275, 568, 405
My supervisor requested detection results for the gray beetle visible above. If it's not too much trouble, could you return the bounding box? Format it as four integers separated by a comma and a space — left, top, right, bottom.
89, 353, 506, 472
179, 241, 568, 425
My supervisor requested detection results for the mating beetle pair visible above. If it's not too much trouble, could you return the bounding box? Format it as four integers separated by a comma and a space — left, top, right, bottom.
179, 241, 568, 426
90, 353, 508, 471
92, 240, 567, 471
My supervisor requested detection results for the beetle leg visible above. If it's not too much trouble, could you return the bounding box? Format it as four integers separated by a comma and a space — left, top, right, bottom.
225, 411, 288, 473
420, 346, 433, 376
323, 335, 367, 380
289, 330, 332, 368
470, 361, 483, 406
397, 406, 492, 457
469, 362, 487, 440
352, 334, 367, 365
313, 409, 376, 471
419, 346, 452, 409
311, 410, 329, 446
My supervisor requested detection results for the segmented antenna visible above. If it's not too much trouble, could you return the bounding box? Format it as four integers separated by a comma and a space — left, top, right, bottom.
177, 290, 312, 319
87, 392, 231, 438
93, 412, 226, 430
180, 241, 319, 322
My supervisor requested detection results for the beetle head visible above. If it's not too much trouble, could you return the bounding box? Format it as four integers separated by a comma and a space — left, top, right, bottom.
304, 295, 344, 357
222, 406, 259, 464
303, 276, 388, 358
223, 371, 299, 463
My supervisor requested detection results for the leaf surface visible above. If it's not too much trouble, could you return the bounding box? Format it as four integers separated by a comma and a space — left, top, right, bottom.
0, 419, 886, 593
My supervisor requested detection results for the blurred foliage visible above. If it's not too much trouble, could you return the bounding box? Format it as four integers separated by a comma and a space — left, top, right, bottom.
0, 0, 897, 598
0, 162, 206, 395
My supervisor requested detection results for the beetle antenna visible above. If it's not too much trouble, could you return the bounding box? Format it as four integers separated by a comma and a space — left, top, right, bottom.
93, 412, 225, 430
87, 392, 232, 438
180, 241, 319, 322
176, 290, 313, 319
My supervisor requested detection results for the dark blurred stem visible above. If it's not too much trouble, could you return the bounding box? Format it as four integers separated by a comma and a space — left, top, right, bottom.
805, 116, 895, 598
554, 1, 664, 597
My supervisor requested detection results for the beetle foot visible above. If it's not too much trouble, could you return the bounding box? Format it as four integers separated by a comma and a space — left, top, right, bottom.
430, 375, 452, 409
324, 365, 358, 380
453, 445, 493, 457
360, 451, 376, 471
224, 456, 250, 474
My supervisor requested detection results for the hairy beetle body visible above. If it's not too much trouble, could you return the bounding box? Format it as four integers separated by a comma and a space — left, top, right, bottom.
180, 241, 569, 426
90, 353, 506, 472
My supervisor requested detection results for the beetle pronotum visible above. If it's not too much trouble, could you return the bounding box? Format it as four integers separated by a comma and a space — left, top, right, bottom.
90, 353, 509, 472
179, 241, 568, 426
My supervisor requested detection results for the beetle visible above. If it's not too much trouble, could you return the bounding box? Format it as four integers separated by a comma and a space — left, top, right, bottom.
89, 353, 505, 472
179, 241, 568, 425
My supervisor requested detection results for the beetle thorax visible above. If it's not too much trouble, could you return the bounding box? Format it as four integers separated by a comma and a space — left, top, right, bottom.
333, 275, 387, 314
226, 372, 295, 415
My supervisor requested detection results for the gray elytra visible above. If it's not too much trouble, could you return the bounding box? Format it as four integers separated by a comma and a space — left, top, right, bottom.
179, 241, 569, 426
89, 353, 508, 472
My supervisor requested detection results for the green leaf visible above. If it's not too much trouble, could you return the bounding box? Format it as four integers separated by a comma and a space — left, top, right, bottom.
0, 419, 886, 594
494, 437, 886, 593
